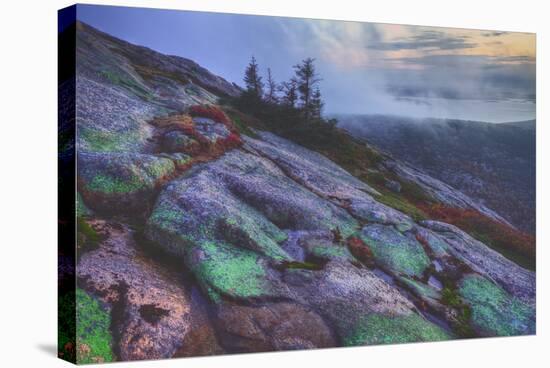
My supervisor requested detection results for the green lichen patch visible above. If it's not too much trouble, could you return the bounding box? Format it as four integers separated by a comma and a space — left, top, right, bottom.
146, 176, 291, 263
58, 291, 76, 362
359, 224, 431, 277
87, 173, 144, 195
186, 241, 279, 301
343, 313, 451, 346
85, 157, 173, 196
309, 244, 357, 263
76, 288, 114, 364
78, 126, 143, 153
218, 215, 291, 261
459, 274, 535, 336
79, 153, 176, 213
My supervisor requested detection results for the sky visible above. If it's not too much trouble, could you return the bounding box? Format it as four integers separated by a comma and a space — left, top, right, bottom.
77, 4, 536, 123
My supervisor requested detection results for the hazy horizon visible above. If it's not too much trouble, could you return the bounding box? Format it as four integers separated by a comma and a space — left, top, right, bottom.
76, 5, 536, 123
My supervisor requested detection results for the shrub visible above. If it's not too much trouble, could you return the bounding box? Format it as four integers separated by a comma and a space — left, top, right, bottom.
346, 236, 375, 267
189, 105, 231, 126
219, 132, 242, 149
420, 204, 535, 270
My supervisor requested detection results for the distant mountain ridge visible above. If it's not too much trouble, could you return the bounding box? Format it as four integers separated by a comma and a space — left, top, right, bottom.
337, 114, 536, 234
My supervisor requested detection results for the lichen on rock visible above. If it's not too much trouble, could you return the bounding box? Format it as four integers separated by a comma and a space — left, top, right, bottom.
185, 240, 289, 301
458, 274, 535, 336
78, 152, 175, 213
343, 313, 451, 346
359, 224, 431, 277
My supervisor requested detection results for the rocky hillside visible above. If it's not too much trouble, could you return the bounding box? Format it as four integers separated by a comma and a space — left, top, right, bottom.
60, 22, 536, 363
337, 115, 536, 234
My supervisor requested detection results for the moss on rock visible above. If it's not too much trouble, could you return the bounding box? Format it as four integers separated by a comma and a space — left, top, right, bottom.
459, 274, 535, 336
343, 313, 451, 346
309, 244, 357, 263
186, 241, 283, 301
359, 224, 430, 277
78, 152, 175, 213
76, 288, 114, 364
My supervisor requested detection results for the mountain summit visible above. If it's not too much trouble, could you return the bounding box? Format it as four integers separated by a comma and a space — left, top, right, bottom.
60, 21, 535, 363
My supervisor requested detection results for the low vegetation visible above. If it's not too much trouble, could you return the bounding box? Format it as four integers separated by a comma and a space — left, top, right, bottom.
420, 204, 536, 270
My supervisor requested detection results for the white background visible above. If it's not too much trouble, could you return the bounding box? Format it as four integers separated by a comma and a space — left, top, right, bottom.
0, 0, 547, 367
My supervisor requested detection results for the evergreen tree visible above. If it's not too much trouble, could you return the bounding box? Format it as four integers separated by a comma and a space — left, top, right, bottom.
311, 87, 324, 120
293, 58, 321, 120
279, 79, 298, 107
265, 68, 278, 104
244, 56, 264, 99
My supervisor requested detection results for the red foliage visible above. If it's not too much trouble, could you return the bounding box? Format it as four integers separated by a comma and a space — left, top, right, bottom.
181, 124, 196, 136
414, 232, 433, 257
420, 203, 535, 261
224, 132, 242, 146
189, 105, 232, 126
347, 236, 375, 266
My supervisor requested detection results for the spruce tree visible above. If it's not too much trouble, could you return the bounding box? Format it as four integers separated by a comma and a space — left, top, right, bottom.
244, 56, 264, 99
293, 58, 321, 120
279, 79, 298, 107
311, 87, 324, 120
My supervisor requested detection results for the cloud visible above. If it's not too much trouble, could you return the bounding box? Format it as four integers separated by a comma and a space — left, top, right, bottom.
382, 54, 535, 102
368, 30, 477, 51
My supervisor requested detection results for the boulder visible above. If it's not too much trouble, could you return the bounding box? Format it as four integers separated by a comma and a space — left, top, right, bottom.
284, 262, 418, 338
77, 219, 220, 361
421, 220, 535, 303
78, 152, 175, 214
146, 149, 359, 261
215, 302, 336, 352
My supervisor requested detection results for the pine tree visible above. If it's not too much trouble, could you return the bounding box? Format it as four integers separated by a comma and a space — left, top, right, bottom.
244, 56, 264, 99
311, 87, 324, 120
279, 79, 298, 107
293, 58, 321, 120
